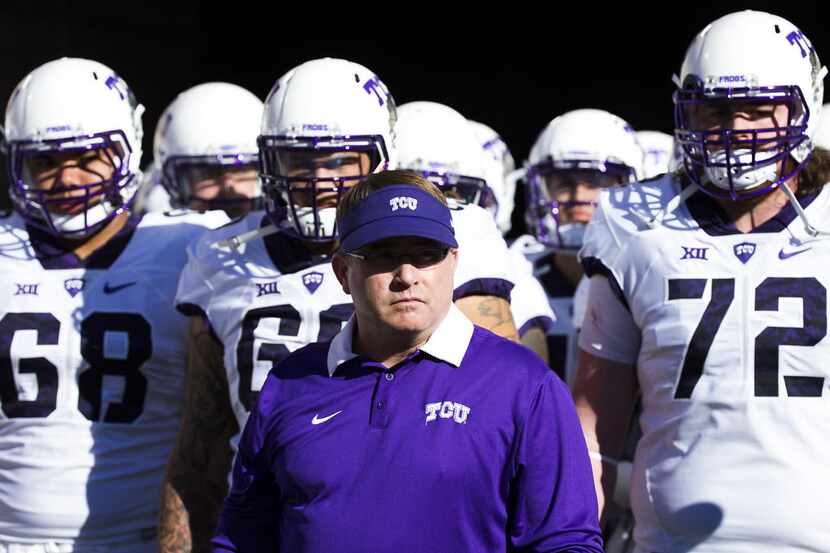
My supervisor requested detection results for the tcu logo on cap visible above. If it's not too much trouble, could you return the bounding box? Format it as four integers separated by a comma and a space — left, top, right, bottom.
389, 196, 418, 212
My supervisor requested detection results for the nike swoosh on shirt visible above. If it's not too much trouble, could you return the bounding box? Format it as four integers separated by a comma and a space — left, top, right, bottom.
103, 282, 137, 294
311, 411, 343, 425
778, 247, 811, 260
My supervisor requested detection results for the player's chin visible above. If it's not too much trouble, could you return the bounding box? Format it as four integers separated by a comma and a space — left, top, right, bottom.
48, 201, 92, 216
562, 210, 594, 224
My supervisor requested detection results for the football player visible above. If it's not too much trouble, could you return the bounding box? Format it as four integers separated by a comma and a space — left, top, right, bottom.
142, 82, 264, 219
468, 119, 517, 235
0, 58, 227, 552
159, 59, 518, 551
516, 108, 643, 384
574, 11, 830, 552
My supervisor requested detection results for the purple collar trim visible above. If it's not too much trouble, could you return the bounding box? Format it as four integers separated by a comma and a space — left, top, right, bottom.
27, 214, 142, 270
685, 180, 821, 237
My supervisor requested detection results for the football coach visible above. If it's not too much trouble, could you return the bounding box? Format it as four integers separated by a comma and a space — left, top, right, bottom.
212, 171, 603, 552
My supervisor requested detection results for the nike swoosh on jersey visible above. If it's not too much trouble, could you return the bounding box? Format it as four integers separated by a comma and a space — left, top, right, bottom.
103, 281, 138, 294
778, 247, 812, 260
311, 410, 343, 425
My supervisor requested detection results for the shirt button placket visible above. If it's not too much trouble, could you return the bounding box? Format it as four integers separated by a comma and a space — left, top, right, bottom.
370, 372, 395, 429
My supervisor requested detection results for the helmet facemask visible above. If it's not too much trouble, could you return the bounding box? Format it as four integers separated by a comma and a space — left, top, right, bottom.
675, 80, 812, 201
526, 158, 633, 254
161, 153, 261, 218
258, 134, 388, 242
412, 167, 497, 215
9, 130, 137, 239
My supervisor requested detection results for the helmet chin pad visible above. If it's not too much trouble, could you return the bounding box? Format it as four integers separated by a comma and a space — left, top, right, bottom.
289, 205, 338, 241
703, 148, 779, 191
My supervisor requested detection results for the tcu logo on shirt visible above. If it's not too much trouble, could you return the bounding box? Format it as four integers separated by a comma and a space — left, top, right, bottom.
389, 197, 418, 212
425, 401, 470, 425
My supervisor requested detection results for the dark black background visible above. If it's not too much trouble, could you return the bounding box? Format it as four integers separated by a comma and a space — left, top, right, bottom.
0, 2, 826, 214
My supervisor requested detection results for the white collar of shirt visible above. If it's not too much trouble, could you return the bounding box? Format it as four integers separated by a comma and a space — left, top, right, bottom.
326, 303, 475, 377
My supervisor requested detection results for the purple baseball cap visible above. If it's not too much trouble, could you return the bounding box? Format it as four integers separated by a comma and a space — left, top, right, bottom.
338, 184, 458, 252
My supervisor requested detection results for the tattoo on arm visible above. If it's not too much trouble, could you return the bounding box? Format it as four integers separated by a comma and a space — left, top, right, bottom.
160, 316, 239, 553
159, 482, 192, 553
455, 295, 520, 342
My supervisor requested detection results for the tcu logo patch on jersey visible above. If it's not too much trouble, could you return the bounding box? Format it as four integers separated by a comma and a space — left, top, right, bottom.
733, 242, 757, 264
425, 401, 471, 425
64, 278, 85, 298
389, 197, 418, 212
302, 272, 324, 294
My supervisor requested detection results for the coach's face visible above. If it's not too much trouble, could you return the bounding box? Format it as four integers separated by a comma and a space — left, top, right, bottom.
334, 236, 458, 337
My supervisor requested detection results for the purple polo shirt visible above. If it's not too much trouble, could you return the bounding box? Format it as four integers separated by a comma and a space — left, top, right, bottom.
213, 305, 602, 553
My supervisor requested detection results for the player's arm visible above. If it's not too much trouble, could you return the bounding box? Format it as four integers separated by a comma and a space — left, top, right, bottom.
572, 349, 638, 518
519, 325, 550, 362
455, 295, 519, 341
159, 316, 239, 553
571, 275, 640, 518
213, 373, 281, 552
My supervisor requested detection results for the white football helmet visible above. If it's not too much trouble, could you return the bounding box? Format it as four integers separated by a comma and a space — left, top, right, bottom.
5, 57, 144, 238
469, 119, 516, 233
396, 101, 497, 213
674, 10, 826, 199
259, 58, 396, 242
152, 82, 263, 214
636, 130, 680, 178
812, 103, 830, 150
525, 108, 643, 253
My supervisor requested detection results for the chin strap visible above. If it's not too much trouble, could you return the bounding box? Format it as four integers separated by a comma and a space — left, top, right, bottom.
214, 223, 280, 249
779, 183, 830, 238
631, 180, 699, 228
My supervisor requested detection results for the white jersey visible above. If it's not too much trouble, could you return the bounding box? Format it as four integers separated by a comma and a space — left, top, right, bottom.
507, 245, 556, 338
0, 209, 227, 544
450, 203, 515, 300
510, 235, 584, 384
177, 208, 516, 454
580, 173, 830, 553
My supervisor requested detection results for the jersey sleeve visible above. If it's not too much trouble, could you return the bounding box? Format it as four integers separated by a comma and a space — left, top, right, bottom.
511, 265, 556, 337
452, 205, 515, 301
175, 234, 216, 320
578, 275, 640, 365
578, 193, 631, 312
